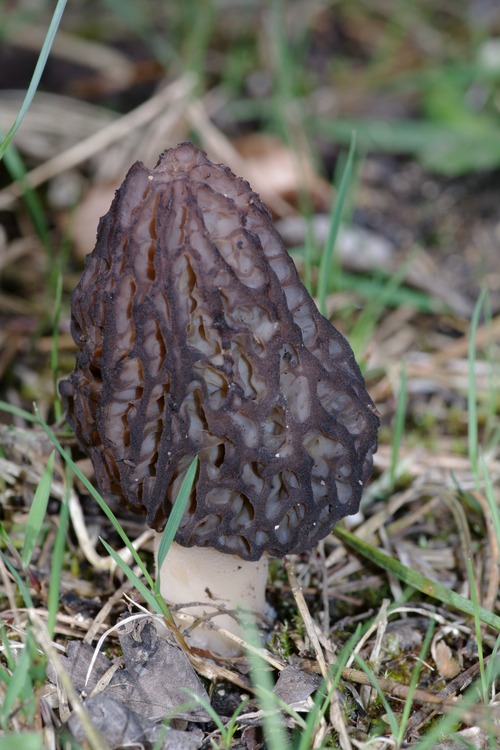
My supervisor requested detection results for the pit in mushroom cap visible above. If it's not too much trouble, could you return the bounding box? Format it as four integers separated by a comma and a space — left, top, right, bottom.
60, 142, 379, 653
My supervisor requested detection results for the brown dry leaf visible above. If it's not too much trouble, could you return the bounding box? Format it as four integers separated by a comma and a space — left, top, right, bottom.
106, 617, 211, 723
67, 694, 204, 750
432, 639, 461, 680
235, 132, 332, 212
70, 181, 121, 261
430, 726, 492, 749
57, 618, 210, 748
274, 665, 321, 704
47, 640, 112, 695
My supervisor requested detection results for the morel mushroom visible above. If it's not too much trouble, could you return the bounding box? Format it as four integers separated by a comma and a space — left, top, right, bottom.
60, 142, 379, 655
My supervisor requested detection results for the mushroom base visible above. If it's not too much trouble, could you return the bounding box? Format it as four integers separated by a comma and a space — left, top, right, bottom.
155, 538, 269, 657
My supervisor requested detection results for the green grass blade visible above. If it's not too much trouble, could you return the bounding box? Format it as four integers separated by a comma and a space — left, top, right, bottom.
326, 267, 434, 312
21, 451, 55, 567
468, 289, 487, 484
0, 623, 16, 673
481, 453, 500, 552
99, 537, 165, 615
0, 636, 32, 727
301, 205, 315, 296
485, 634, 500, 689
50, 262, 65, 421
1, 145, 50, 247
0, 401, 38, 424
354, 653, 399, 737
396, 618, 435, 743
313, 115, 500, 176
0, 551, 34, 609
181, 690, 227, 735
222, 695, 251, 745
318, 132, 357, 317
34, 407, 190, 622
155, 455, 198, 589
241, 615, 290, 750
0, 0, 69, 160
334, 526, 500, 630
481, 294, 499, 450
468, 557, 487, 702
410, 677, 494, 750
348, 248, 420, 358
47, 468, 71, 638
0, 733, 43, 750
297, 624, 364, 750
34, 405, 156, 591
389, 359, 407, 490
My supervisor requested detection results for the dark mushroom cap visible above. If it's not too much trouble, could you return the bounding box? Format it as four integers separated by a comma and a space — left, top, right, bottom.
60, 142, 379, 561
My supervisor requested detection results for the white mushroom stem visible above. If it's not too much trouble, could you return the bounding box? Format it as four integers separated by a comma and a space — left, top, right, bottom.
154, 538, 269, 657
